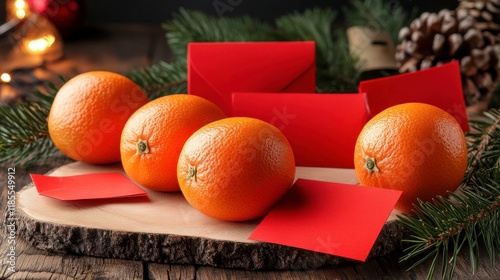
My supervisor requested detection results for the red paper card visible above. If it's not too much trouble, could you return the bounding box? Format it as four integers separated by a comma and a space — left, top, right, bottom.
249, 179, 402, 261
231, 93, 368, 168
188, 41, 316, 115
359, 61, 470, 132
31, 172, 147, 201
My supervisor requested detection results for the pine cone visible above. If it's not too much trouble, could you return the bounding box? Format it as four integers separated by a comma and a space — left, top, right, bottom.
458, 0, 500, 36
396, 9, 500, 106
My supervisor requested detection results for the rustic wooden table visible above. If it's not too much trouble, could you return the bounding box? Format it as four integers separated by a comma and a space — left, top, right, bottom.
1, 24, 499, 279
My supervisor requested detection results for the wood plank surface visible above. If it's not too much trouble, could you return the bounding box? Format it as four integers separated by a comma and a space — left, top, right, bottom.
1, 237, 144, 280
1, 23, 500, 279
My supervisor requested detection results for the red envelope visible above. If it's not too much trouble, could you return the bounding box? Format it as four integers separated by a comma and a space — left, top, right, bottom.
249, 179, 402, 261
359, 61, 470, 132
31, 172, 147, 201
232, 92, 368, 168
188, 41, 316, 115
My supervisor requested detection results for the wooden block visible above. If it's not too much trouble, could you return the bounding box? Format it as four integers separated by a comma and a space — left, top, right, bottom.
16, 162, 404, 270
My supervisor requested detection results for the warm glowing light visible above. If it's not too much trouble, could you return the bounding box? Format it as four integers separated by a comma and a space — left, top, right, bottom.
1, 73, 12, 83
7, 4, 64, 60
14, 0, 26, 9
16, 9, 26, 19
11, 0, 29, 19
26, 35, 56, 54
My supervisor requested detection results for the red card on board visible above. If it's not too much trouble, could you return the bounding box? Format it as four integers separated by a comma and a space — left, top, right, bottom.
359, 61, 469, 132
232, 92, 368, 168
188, 41, 316, 115
31, 172, 147, 201
249, 179, 402, 261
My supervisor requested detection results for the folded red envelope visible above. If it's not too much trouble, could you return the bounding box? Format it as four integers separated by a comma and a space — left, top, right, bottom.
359, 61, 470, 132
249, 178, 402, 261
31, 172, 147, 201
232, 92, 368, 168
188, 41, 316, 115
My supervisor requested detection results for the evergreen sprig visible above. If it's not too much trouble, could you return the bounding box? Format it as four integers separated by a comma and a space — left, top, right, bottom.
162, 8, 276, 60
397, 110, 500, 279
463, 110, 500, 187
343, 0, 417, 46
0, 83, 59, 166
275, 8, 360, 92
128, 59, 188, 100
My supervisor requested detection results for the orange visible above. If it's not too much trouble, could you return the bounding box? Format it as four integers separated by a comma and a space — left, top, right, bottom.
354, 103, 468, 213
177, 117, 296, 221
120, 94, 226, 192
48, 71, 149, 164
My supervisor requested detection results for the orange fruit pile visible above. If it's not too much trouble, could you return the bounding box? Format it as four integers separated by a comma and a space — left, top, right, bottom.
120, 94, 226, 191
354, 103, 468, 213
177, 117, 296, 221
48, 71, 297, 221
48, 71, 149, 164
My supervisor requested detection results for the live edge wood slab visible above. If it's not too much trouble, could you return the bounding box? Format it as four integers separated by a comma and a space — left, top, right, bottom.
15, 162, 405, 270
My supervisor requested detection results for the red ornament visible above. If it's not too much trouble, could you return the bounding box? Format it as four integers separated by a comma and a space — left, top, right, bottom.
27, 0, 85, 38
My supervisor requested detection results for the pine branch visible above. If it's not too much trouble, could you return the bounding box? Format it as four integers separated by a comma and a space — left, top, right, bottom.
275, 8, 360, 92
462, 110, 500, 188
162, 8, 276, 60
275, 8, 338, 58
343, 0, 417, 46
325, 30, 363, 93
128, 59, 188, 100
398, 109, 500, 279
0, 84, 60, 166
487, 82, 500, 108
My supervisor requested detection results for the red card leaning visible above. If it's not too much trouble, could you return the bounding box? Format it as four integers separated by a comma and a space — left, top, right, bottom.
359, 61, 470, 132
249, 179, 402, 262
188, 41, 316, 115
31, 172, 147, 201
232, 92, 368, 168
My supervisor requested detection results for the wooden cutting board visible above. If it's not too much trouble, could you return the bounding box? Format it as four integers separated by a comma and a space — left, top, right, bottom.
16, 162, 405, 270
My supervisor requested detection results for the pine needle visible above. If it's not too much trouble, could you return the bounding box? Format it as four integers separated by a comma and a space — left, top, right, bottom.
128, 59, 188, 100
343, 0, 417, 45
162, 8, 275, 60
397, 109, 500, 279
275, 8, 360, 92
0, 85, 59, 166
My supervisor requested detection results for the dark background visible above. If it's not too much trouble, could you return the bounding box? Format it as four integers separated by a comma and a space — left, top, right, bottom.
84, 0, 458, 24
1, 0, 459, 25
